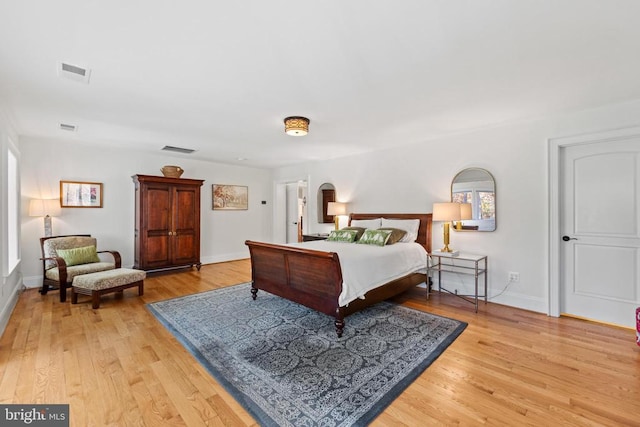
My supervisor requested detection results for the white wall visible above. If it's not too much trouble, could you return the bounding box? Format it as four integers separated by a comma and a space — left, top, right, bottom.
274, 99, 640, 314
0, 110, 22, 337
20, 137, 273, 286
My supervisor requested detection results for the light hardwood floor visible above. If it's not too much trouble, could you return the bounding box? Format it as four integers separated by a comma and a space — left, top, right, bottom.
1, 260, 638, 426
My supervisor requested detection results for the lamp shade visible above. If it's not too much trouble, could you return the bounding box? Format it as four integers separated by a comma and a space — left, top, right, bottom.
327, 202, 347, 216
432, 202, 461, 222
29, 199, 61, 217
460, 203, 472, 220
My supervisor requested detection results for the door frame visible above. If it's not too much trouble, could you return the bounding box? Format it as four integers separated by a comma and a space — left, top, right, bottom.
548, 125, 640, 317
273, 175, 310, 243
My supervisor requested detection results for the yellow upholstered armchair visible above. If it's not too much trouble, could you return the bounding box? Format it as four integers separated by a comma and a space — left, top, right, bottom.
39, 234, 122, 302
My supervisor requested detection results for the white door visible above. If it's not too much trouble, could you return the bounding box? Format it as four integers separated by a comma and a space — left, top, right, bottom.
286, 182, 301, 243
560, 138, 640, 327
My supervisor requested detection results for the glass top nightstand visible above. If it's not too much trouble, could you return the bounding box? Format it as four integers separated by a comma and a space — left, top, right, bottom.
428, 252, 488, 312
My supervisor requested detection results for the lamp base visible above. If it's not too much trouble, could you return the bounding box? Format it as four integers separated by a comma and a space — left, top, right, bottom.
441, 222, 454, 253
334, 216, 340, 230
44, 215, 53, 237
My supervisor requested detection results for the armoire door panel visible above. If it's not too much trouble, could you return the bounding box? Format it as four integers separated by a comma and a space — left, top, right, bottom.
174, 235, 197, 262
145, 236, 170, 264
146, 188, 171, 231
174, 188, 197, 230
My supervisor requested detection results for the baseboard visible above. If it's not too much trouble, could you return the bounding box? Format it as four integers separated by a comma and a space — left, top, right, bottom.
488, 292, 547, 314
0, 280, 22, 338
201, 252, 249, 265
22, 275, 42, 289
434, 277, 547, 314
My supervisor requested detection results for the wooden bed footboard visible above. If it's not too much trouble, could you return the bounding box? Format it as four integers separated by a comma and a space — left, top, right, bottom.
245, 240, 347, 334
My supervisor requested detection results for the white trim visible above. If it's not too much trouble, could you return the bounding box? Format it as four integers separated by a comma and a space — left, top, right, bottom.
0, 278, 21, 337
201, 252, 249, 265
22, 275, 42, 289
548, 125, 640, 317
273, 175, 311, 243
5, 139, 20, 276
436, 276, 546, 314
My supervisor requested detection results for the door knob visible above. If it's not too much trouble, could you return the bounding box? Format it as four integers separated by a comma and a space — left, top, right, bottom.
562, 235, 578, 241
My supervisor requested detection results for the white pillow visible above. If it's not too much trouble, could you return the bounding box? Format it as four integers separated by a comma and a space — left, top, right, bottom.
381, 218, 420, 242
350, 218, 382, 229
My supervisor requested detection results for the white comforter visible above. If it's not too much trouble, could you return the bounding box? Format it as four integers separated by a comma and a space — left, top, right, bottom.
287, 240, 428, 306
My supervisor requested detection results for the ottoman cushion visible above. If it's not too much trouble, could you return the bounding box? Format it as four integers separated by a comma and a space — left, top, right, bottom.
73, 268, 146, 290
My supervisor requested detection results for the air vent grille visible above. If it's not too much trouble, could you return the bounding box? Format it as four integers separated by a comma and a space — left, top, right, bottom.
162, 145, 195, 154
59, 123, 77, 132
61, 63, 86, 76
58, 62, 91, 83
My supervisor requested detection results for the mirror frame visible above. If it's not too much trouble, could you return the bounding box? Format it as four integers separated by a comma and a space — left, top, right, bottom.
317, 183, 336, 224
451, 167, 496, 232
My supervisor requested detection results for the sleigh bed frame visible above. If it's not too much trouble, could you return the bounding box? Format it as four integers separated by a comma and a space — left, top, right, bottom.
245, 213, 432, 337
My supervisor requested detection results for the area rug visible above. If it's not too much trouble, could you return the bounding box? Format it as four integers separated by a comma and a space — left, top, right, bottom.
147, 283, 467, 426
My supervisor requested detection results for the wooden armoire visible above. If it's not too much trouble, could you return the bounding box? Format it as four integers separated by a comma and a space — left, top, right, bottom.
133, 174, 204, 271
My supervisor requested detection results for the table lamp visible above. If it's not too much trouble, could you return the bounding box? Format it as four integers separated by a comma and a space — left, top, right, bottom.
432, 202, 461, 253
327, 202, 347, 230
29, 199, 61, 237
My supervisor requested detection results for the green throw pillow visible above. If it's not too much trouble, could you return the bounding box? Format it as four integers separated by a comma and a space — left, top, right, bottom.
357, 229, 392, 246
377, 227, 407, 245
56, 245, 100, 266
327, 229, 359, 243
339, 226, 366, 240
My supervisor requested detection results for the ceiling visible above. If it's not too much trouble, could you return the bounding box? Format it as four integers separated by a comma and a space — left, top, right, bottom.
1, 1, 640, 169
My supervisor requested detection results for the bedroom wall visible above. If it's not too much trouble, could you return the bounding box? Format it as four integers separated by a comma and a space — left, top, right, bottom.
274, 99, 640, 314
20, 137, 273, 287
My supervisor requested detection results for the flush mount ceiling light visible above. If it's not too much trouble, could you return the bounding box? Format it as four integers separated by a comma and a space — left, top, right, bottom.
284, 116, 310, 136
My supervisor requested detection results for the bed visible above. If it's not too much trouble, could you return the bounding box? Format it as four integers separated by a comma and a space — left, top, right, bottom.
245, 213, 432, 337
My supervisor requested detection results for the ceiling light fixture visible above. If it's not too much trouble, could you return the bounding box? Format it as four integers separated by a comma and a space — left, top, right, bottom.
284, 116, 310, 136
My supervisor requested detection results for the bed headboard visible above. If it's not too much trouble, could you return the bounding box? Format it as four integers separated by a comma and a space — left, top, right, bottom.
348, 213, 432, 253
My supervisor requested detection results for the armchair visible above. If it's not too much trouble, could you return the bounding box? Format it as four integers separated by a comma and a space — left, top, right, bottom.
39, 234, 122, 302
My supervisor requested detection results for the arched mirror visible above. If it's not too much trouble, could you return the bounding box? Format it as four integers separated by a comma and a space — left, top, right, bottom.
317, 183, 336, 223
451, 168, 496, 231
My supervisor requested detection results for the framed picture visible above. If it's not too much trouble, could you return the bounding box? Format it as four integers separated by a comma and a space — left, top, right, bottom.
60, 181, 103, 208
213, 184, 248, 210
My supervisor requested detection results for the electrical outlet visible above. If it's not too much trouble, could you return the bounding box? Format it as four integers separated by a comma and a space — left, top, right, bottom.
508, 272, 520, 282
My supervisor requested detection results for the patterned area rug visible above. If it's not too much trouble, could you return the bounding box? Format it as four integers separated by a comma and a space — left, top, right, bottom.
147, 283, 467, 426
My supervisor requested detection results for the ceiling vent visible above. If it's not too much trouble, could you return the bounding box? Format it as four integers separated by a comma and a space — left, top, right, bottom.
58, 62, 91, 83
59, 123, 77, 132
161, 145, 195, 154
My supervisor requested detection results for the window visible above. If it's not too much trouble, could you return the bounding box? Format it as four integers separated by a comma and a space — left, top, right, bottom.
6, 140, 19, 273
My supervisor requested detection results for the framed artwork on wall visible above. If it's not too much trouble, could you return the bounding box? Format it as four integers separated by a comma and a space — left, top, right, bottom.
60, 181, 103, 208
212, 184, 248, 210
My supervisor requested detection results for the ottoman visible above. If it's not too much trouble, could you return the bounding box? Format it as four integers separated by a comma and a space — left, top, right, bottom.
71, 268, 145, 309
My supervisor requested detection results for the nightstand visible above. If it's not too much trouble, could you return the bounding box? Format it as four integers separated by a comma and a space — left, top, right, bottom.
428, 252, 487, 312
302, 233, 329, 242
